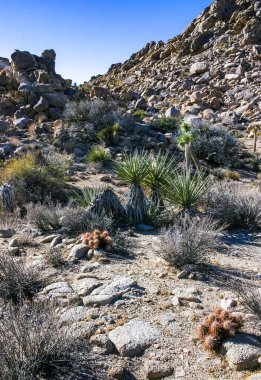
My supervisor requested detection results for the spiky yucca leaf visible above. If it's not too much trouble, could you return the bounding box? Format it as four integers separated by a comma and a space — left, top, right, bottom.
144, 151, 179, 202
72, 186, 107, 208
163, 169, 211, 210
114, 150, 150, 185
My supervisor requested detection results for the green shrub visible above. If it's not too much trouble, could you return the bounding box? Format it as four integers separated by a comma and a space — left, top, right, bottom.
133, 109, 148, 119
162, 169, 211, 210
155, 117, 181, 131
87, 147, 111, 164
72, 186, 107, 208
97, 123, 122, 146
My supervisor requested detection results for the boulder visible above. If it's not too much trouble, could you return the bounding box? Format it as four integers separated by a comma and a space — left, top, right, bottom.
108, 319, 161, 357
42, 93, 67, 108
221, 333, 261, 370
165, 107, 180, 118
68, 243, 89, 261
135, 97, 147, 110
33, 96, 49, 112
190, 62, 209, 75
11, 50, 37, 70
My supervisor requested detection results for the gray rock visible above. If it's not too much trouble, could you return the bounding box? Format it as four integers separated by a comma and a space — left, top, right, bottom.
90, 334, 114, 354
50, 235, 62, 248
68, 243, 89, 261
135, 97, 147, 110
67, 321, 97, 340
13, 117, 30, 128
83, 294, 117, 306
171, 286, 202, 304
190, 62, 209, 75
165, 107, 180, 118
145, 361, 173, 379
33, 96, 49, 112
40, 234, 60, 244
108, 319, 161, 357
8, 237, 20, 248
59, 306, 89, 326
42, 281, 74, 297
0, 120, 9, 132
72, 278, 103, 297
11, 50, 37, 70
91, 277, 137, 296
0, 228, 14, 238
42, 93, 67, 108
221, 333, 261, 370
35, 70, 51, 84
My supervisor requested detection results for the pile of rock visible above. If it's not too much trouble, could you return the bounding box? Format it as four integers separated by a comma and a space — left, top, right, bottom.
0, 49, 75, 128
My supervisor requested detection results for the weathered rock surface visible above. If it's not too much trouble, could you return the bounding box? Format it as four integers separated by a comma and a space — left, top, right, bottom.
108, 319, 161, 357
221, 333, 261, 370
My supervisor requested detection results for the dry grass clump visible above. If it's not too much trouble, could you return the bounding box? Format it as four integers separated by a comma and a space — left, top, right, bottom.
26, 202, 62, 232
206, 182, 261, 230
60, 206, 112, 236
0, 209, 20, 230
82, 229, 112, 250
196, 308, 243, 351
45, 247, 65, 268
0, 252, 39, 303
233, 278, 261, 323
158, 215, 223, 268
0, 301, 75, 380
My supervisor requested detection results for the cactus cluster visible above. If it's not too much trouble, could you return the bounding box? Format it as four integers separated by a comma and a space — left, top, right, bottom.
196, 308, 243, 351
81, 229, 112, 251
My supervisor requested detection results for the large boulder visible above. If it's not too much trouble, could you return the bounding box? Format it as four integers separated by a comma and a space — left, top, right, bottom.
11, 50, 37, 71
190, 62, 209, 75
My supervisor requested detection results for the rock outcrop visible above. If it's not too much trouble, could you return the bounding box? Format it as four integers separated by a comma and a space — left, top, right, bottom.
0, 49, 74, 122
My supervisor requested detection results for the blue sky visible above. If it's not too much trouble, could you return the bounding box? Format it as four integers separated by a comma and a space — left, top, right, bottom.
0, 0, 211, 83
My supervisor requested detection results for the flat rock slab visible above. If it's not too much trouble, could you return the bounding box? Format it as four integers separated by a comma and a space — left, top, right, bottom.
59, 306, 89, 326
246, 374, 261, 380
71, 278, 103, 297
108, 319, 161, 357
221, 333, 261, 370
42, 281, 74, 298
83, 276, 137, 306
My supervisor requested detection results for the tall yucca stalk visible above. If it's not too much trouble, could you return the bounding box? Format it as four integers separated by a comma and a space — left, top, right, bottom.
144, 151, 179, 204
114, 150, 150, 224
163, 169, 211, 210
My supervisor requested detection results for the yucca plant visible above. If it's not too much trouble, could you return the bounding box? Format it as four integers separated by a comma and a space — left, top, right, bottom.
144, 151, 179, 204
114, 150, 150, 224
72, 186, 106, 208
163, 169, 211, 211
177, 122, 199, 170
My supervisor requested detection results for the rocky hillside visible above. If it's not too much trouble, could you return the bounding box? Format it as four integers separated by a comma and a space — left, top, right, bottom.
88, 0, 261, 127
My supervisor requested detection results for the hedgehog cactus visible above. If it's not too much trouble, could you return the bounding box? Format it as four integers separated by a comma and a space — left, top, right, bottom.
196, 308, 243, 351
81, 229, 112, 251
0, 183, 15, 212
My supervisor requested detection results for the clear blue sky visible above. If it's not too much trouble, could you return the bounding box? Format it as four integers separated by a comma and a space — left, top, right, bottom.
0, 0, 211, 84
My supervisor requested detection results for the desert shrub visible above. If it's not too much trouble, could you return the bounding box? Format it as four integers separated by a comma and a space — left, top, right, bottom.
72, 185, 107, 208
133, 109, 148, 119
196, 308, 243, 351
0, 253, 38, 303
60, 206, 112, 236
45, 247, 65, 268
206, 182, 261, 230
81, 229, 112, 251
0, 301, 75, 380
63, 98, 120, 128
162, 169, 211, 210
111, 229, 136, 256
155, 116, 181, 131
0, 151, 69, 203
192, 124, 239, 164
0, 209, 20, 230
87, 146, 111, 164
158, 215, 223, 268
26, 203, 62, 232
97, 122, 122, 145
233, 278, 261, 322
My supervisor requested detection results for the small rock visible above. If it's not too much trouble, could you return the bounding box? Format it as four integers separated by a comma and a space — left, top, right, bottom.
221, 333, 261, 370
90, 334, 114, 354
68, 243, 89, 261
0, 228, 14, 238
177, 269, 189, 279
50, 235, 62, 248
145, 361, 173, 379
136, 224, 155, 231
8, 237, 20, 248
108, 319, 161, 357
40, 234, 60, 243
220, 298, 237, 310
